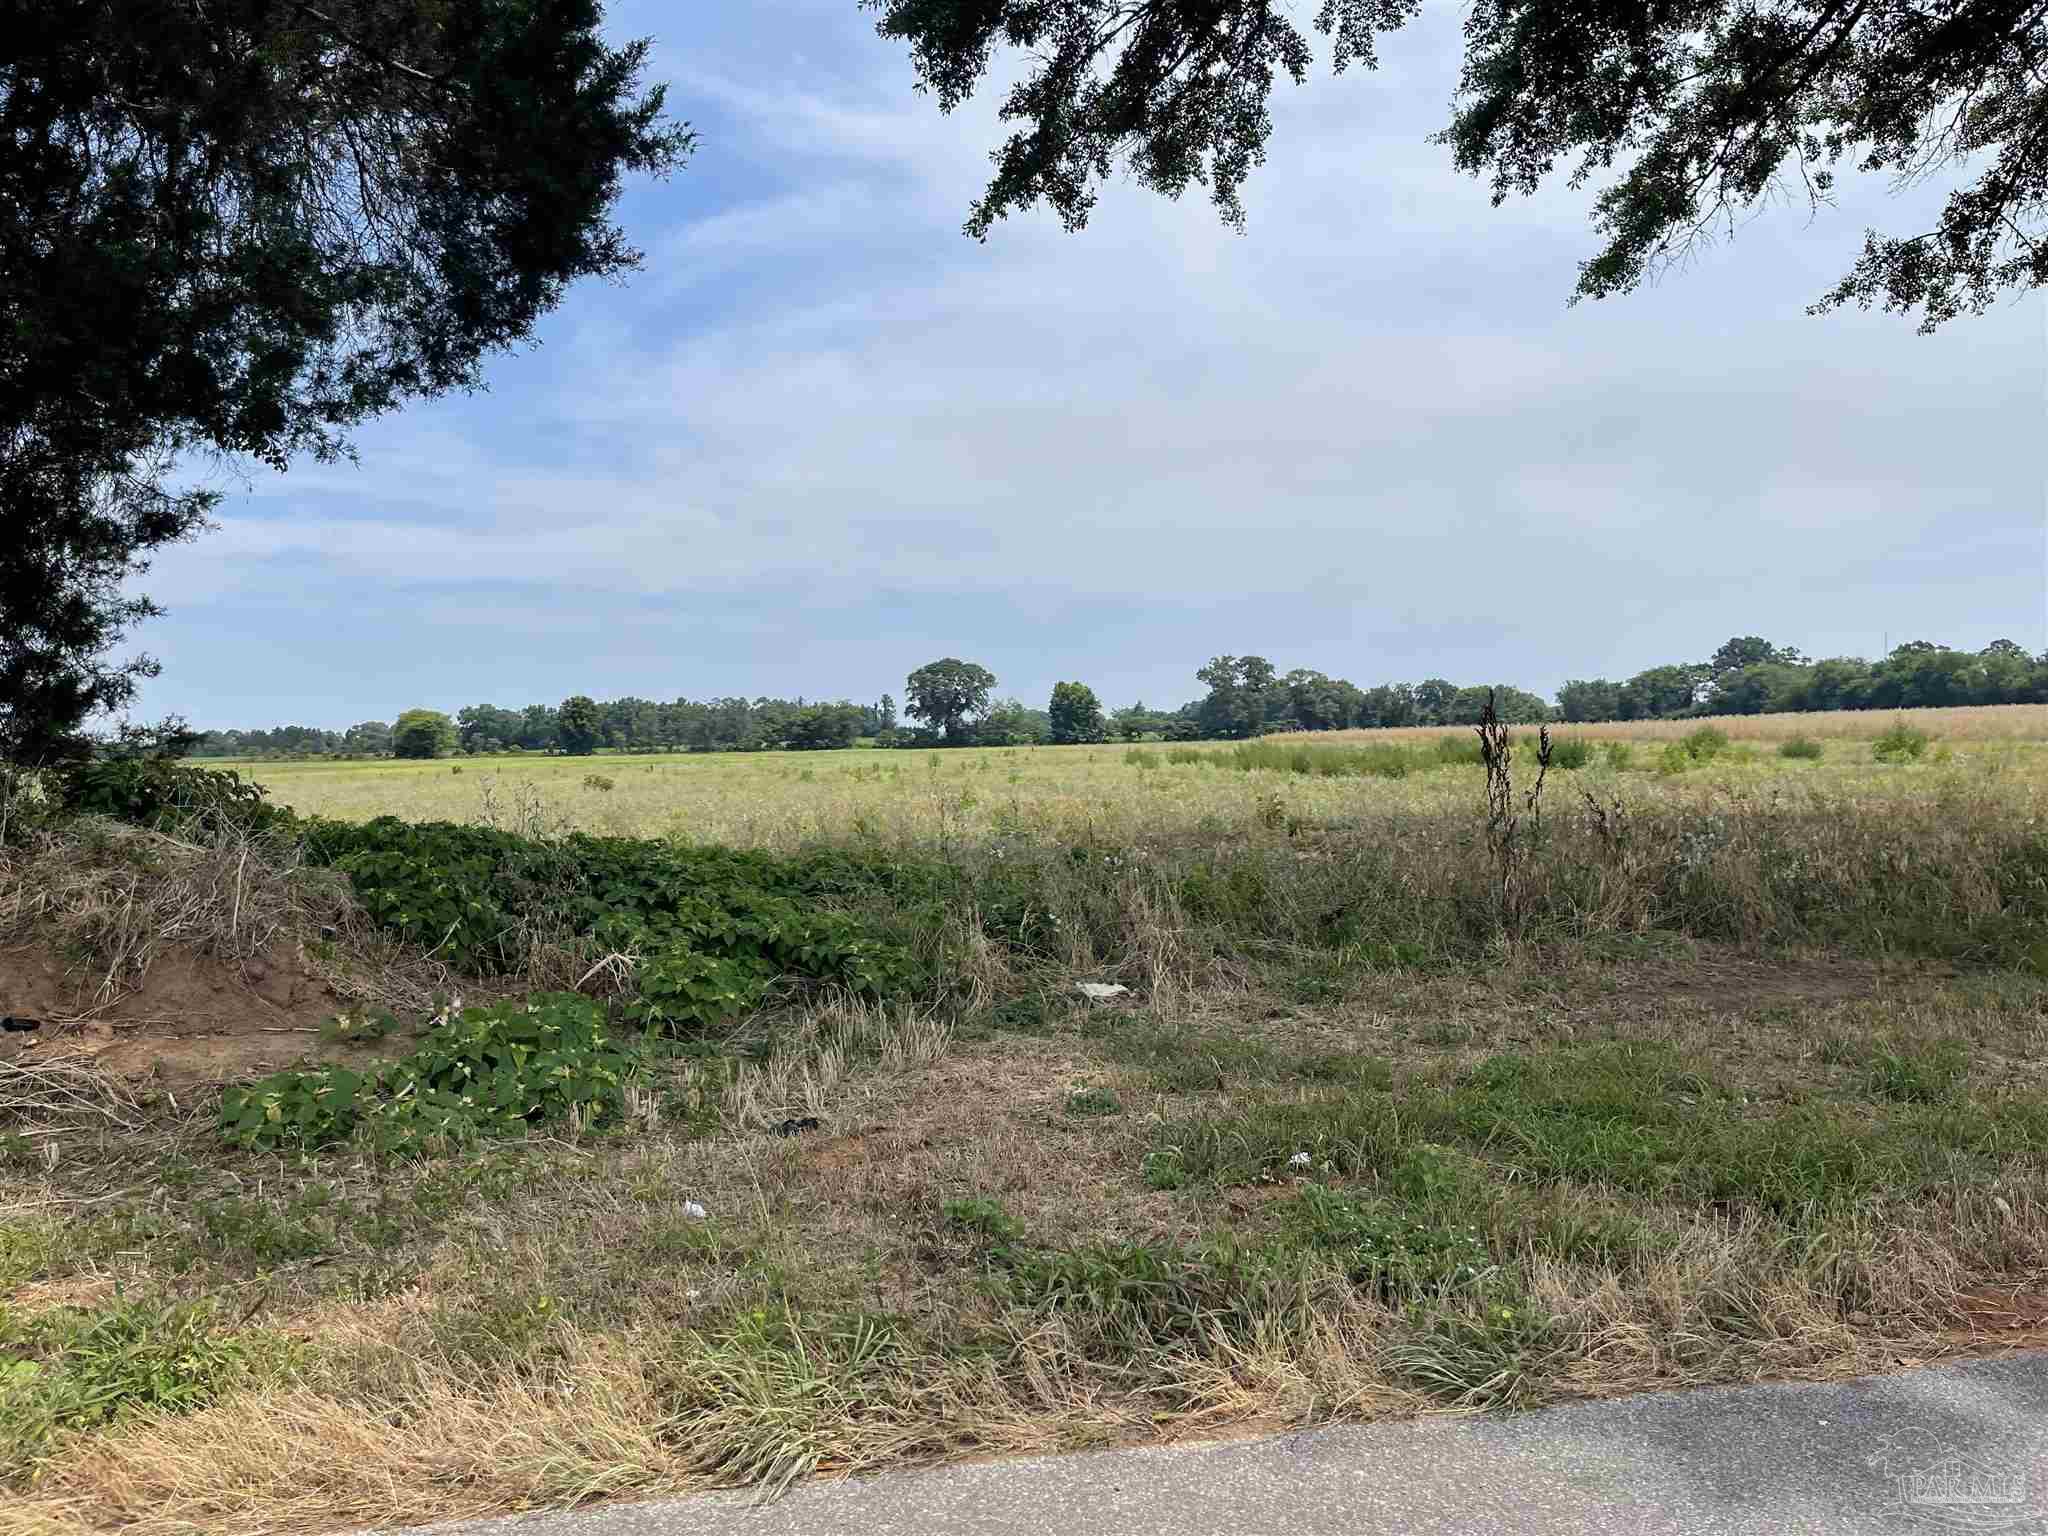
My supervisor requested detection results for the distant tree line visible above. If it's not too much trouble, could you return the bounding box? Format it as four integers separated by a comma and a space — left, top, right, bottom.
185, 636, 2048, 758
190, 694, 896, 760
1555, 637, 2048, 722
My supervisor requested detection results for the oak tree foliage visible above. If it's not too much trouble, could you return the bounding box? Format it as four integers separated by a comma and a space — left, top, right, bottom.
868, 0, 2048, 327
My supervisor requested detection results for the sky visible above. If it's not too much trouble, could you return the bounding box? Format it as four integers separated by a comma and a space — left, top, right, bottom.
134, 1, 2048, 731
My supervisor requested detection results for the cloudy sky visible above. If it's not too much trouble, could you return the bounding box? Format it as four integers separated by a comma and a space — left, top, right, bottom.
136, 1, 2046, 731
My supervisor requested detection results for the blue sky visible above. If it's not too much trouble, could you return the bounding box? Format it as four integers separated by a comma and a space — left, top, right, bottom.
136, 1, 2047, 731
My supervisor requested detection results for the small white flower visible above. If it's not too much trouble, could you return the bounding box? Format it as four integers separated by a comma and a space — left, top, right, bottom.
681, 1199, 708, 1221
1289, 1151, 1313, 1169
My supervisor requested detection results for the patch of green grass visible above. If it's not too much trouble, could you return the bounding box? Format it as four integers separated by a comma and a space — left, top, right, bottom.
0, 1299, 281, 1480
1226, 741, 1416, 780
1064, 1087, 1123, 1117
942, 1196, 1025, 1248
1865, 1041, 1970, 1104
1276, 949, 1364, 1004
177, 1188, 342, 1270
1280, 1172, 1493, 1302
1289, 1051, 1395, 1090
0, 1223, 56, 1291
1814, 1032, 1867, 1066
1083, 1017, 1279, 1092
1147, 1042, 2048, 1215
988, 991, 1064, 1036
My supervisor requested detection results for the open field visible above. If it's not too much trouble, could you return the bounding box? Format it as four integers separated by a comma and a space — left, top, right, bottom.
218, 704, 2048, 849
5, 706, 2048, 1534
1299, 703, 2048, 746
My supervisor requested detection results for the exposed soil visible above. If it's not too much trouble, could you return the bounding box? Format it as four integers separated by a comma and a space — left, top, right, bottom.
1948, 1280, 2048, 1354
0, 938, 349, 1084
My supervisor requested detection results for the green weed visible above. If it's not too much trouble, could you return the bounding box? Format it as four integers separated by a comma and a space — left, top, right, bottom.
0, 1299, 278, 1480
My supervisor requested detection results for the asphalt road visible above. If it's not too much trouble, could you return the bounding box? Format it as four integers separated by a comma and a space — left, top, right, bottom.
388, 1353, 2048, 1536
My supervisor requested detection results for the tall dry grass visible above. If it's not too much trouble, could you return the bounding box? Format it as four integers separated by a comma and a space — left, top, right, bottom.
212, 713, 2048, 850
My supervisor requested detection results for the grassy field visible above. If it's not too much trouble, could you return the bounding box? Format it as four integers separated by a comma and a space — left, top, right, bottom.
221, 703, 2048, 849
5, 705, 2048, 1533
1303, 702, 2048, 745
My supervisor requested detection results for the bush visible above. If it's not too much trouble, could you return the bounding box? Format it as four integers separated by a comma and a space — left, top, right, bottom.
52, 758, 288, 834
1681, 725, 1730, 762
1123, 747, 1159, 769
1602, 741, 1635, 770
1166, 746, 1206, 766
1656, 742, 1692, 775
1545, 738, 1593, 771
1873, 720, 1931, 763
582, 773, 615, 792
1434, 735, 1482, 766
1778, 735, 1825, 761
1225, 741, 1410, 779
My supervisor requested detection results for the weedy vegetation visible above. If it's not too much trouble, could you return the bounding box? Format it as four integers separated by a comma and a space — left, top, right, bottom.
4, 699, 2048, 1533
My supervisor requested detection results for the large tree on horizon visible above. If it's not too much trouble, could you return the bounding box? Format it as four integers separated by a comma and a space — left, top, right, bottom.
905, 658, 997, 744
866, 0, 2048, 329
0, 0, 691, 762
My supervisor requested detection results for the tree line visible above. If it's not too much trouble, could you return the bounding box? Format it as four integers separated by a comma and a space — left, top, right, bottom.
185, 635, 2048, 760
1555, 637, 2048, 721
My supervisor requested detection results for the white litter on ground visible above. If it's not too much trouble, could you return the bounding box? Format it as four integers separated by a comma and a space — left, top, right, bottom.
681, 1200, 708, 1220
1075, 982, 1131, 1002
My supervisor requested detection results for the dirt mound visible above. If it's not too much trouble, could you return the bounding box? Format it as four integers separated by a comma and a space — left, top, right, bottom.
0, 817, 453, 1085
0, 938, 348, 1082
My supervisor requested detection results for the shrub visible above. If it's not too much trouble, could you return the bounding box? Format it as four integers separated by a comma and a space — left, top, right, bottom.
1434, 735, 1482, 766
1873, 720, 1931, 763
1656, 742, 1692, 775
52, 758, 287, 834
1226, 741, 1410, 779
1681, 725, 1729, 761
1124, 747, 1159, 769
582, 773, 615, 792
1602, 741, 1635, 770
1165, 745, 1206, 766
1545, 738, 1593, 771
1778, 735, 1825, 760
